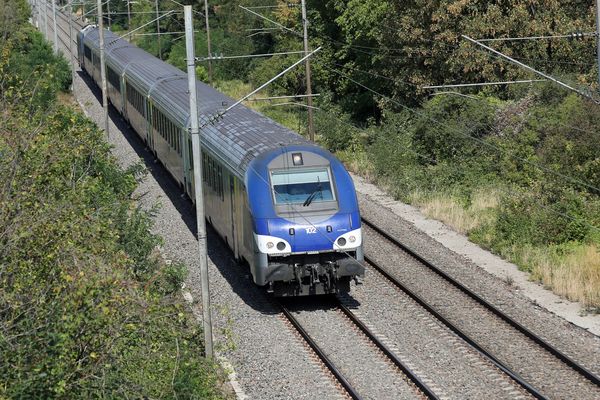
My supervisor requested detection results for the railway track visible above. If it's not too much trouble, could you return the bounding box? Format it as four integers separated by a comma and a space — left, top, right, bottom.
279, 297, 438, 400
362, 216, 600, 399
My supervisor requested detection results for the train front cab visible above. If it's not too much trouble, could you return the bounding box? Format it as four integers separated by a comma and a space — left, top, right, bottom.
246, 147, 365, 296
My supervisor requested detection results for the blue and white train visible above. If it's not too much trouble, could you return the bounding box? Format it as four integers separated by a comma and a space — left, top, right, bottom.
77, 26, 364, 296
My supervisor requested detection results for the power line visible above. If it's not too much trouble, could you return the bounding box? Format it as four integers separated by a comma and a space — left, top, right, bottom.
462, 35, 599, 104
311, 107, 600, 234
475, 32, 597, 42
322, 65, 600, 195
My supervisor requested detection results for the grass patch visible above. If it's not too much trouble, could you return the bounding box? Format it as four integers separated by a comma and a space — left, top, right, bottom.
398, 186, 600, 310
500, 243, 600, 311
408, 188, 500, 235
336, 147, 376, 183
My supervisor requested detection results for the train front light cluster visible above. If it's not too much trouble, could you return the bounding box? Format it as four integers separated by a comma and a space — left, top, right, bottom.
255, 234, 291, 254
333, 228, 362, 250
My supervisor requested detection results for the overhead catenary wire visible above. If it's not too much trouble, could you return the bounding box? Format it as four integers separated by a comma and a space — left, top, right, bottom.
310, 106, 600, 234
320, 64, 600, 195
325, 58, 600, 142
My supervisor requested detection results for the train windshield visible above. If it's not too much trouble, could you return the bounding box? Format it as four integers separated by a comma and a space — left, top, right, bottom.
271, 168, 335, 205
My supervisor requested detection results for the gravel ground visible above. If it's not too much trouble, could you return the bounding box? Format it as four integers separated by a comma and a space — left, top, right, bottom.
339, 273, 531, 400
360, 206, 600, 399
285, 299, 422, 400
44, 13, 345, 400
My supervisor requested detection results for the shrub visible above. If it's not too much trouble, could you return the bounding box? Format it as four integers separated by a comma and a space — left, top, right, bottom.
0, 10, 226, 398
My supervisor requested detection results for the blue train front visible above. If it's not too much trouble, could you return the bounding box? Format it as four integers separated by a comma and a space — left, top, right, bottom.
244, 145, 365, 296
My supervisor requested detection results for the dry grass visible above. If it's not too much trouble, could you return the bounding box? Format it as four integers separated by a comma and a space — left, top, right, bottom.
408, 188, 500, 235
506, 244, 600, 310
336, 148, 375, 183
410, 188, 600, 309
56, 91, 77, 107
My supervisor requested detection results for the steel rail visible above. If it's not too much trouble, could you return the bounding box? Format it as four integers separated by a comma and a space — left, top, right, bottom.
279, 303, 364, 400
44, 3, 85, 30
44, 14, 74, 55
363, 255, 546, 400
337, 301, 440, 400
361, 216, 600, 388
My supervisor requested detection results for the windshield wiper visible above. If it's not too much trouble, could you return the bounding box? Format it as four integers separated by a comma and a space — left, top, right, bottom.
303, 178, 322, 207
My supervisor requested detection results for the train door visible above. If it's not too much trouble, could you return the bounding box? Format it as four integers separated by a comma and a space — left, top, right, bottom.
229, 175, 238, 259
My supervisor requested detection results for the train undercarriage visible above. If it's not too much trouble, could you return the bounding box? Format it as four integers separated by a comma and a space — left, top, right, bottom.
264, 251, 365, 297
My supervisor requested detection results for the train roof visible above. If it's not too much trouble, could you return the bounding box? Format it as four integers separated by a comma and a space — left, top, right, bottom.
81, 27, 311, 177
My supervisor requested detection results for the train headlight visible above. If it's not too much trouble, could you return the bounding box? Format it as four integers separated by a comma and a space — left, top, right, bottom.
333, 228, 362, 250
255, 234, 292, 254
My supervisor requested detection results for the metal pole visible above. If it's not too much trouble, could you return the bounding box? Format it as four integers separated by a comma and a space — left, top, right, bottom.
155, 0, 161, 59
69, 1, 76, 92
52, 0, 58, 54
184, 4, 214, 360
127, 0, 131, 32
596, 0, 600, 91
107, 0, 111, 29
98, 0, 110, 137
300, 0, 315, 141
204, 0, 212, 83
44, 0, 49, 40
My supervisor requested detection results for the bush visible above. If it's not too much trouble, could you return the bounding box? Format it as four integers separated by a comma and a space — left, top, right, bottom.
315, 101, 364, 152
0, 9, 226, 398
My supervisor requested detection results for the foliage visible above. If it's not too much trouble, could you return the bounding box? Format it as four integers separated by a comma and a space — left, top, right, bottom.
0, 4, 227, 398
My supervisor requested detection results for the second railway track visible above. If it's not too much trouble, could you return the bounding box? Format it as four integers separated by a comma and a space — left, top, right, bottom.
362, 216, 600, 399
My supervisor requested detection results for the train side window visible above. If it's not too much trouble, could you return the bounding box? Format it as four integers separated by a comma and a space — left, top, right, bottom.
174, 126, 178, 153
218, 165, 223, 200
107, 67, 120, 92
166, 120, 170, 145
163, 115, 167, 140
142, 95, 146, 119
210, 158, 215, 190
156, 111, 160, 136
165, 116, 169, 142
208, 158, 212, 188
161, 115, 164, 139
173, 124, 176, 151
158, 112, 162, 137
189, 140, 193, 169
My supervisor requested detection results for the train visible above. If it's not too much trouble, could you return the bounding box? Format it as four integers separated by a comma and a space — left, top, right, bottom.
76, 25, 364, 296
